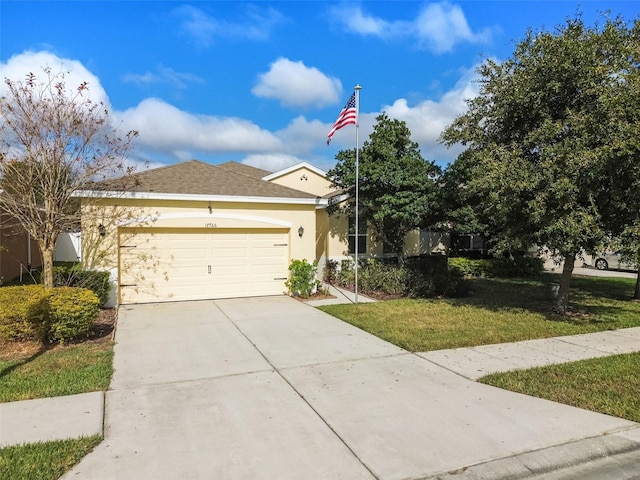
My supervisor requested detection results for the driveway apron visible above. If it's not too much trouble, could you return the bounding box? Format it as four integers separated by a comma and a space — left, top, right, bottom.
65, 297, 637, 480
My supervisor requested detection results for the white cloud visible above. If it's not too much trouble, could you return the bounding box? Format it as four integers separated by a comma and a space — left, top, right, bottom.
330, 2, 492, 53
275, 116, 333, 154
381, 66, 481, 163
0, 50, 110, 106
333, 5, 408, 36
122, 65, 204, 90
253, 58, 342, 108
241, 153, 306, 172
1, 49, 479, 170
115, 98, 283, 160
415, 3, 492, 53
175, 5, 286, 47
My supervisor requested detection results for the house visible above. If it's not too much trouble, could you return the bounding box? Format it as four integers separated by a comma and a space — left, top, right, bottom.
78, 160, 446, 305
0, 214, 42, 283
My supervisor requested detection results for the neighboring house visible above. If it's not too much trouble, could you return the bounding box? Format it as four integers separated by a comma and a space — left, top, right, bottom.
77, 160, 445, 305
0, 214, 81, 283
0, 214, 42, 282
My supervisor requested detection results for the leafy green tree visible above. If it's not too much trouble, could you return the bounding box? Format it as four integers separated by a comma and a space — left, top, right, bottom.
441, 15, 640, 313
0, 68, 138, 288
328, 113, 441, 263
436, 151, 491, 251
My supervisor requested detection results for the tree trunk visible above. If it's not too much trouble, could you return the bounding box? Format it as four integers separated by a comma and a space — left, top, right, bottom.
41, 246, 55, 289
555, 253, 575, 314
634, 266, 640, 300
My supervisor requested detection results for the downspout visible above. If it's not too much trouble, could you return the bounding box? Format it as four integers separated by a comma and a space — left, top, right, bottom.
27, 233, 32, 270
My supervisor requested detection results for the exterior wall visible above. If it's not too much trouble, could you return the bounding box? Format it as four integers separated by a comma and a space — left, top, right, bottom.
0, 215, 42, 282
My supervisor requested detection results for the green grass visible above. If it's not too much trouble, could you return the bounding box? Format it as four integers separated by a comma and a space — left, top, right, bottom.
0, 435, 101, 480
0, 342, 113, 403
480, 353, 640, 422
319, 275, 640, 351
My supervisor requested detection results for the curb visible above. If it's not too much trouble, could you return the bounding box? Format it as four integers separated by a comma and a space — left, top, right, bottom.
428, 427, 640, 479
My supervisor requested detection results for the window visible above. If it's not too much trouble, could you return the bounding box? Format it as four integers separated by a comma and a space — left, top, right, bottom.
348, 215, 367, 255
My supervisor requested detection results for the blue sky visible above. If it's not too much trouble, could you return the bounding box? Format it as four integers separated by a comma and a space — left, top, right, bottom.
1, 1, 638, 173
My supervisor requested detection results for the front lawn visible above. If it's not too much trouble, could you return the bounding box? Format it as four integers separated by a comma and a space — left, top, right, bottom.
0, 342, 113, 403
480, 352, 640, 422
319, 275, 640, 351
0, 310, 115, 403
0, 435, 101, 480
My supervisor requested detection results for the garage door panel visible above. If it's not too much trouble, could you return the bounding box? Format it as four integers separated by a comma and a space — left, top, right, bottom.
119, 229, 289, 304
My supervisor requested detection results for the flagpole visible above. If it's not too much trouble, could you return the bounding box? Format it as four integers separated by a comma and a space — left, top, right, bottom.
354, 84, 362, 304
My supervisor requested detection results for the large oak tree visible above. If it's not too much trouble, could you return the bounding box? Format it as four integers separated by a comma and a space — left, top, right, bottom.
441, 15, 640, 313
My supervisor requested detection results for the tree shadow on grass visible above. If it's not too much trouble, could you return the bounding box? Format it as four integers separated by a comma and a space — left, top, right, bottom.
454, 275, 640, 327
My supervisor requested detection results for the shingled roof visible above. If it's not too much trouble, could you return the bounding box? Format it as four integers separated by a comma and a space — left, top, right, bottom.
98, 160, 317, 199
217, 161, 272, 179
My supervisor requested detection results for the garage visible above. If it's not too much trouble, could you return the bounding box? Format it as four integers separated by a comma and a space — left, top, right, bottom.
118, 228, 290, 304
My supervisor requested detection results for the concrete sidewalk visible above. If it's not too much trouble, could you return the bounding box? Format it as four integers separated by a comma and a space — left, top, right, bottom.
422, 326, 640, 380
0, 391, 103, 447
306, 283, 378, 306
1, 296, 639, 480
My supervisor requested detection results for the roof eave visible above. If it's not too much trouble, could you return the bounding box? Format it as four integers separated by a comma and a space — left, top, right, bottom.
74, 190, 328, 206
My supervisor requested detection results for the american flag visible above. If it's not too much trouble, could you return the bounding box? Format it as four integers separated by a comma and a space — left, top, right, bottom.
327, 92, 357, 145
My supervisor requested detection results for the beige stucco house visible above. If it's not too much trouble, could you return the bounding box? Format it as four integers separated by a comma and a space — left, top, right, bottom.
79, 160, 447, 305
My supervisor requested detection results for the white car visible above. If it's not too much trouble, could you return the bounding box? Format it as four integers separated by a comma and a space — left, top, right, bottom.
593, 252, 637, 271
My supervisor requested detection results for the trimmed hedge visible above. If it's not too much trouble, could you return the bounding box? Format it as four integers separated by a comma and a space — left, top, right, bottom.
0, 285, 100, 344
336, 256, 467, 298
448, 256, 544, 278
48, 287, 101, 344
0, 286, 50, 342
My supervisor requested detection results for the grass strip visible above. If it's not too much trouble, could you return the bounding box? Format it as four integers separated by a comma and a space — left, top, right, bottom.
319, 276, 640, 351
0, 342, 113, 403
480, 352, 640, 422
0, 435, 101, 480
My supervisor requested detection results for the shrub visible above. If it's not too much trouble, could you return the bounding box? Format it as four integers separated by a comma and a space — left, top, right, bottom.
323, 259, 339, 284
53, 267, 112, 305
286, 259, 321, 298
406, 255, 468, 297
448, 257, 492, 277
47, 287, 100, 344
0, 286, 51, 342
488, 256, 545, 277
336, 256, 468, 298
448, 256, 544, 278
358, 259, 407, 295
0, 285, 99, 344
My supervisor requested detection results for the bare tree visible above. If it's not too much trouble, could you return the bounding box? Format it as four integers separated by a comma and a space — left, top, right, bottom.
0, 68, 138, 288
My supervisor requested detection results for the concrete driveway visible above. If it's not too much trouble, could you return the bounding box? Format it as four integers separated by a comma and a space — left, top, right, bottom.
65, 297, 639, 480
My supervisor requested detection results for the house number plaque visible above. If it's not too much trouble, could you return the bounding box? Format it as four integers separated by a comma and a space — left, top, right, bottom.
205, 223, 217, 228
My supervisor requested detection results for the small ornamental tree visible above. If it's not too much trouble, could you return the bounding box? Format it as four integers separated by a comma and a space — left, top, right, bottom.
328, 113, 441, 263
441, 15, 640, 313
0, 68, 139, 288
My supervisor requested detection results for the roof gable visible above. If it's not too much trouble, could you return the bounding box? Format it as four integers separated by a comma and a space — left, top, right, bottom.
262, 162, 327, 181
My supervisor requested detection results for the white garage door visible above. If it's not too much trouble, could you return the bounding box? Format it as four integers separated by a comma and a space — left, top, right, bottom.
118, 228, 289, 304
